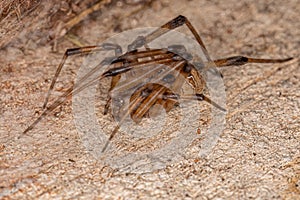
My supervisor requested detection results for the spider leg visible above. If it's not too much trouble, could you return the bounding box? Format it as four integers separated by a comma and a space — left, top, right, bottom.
43, 43, 122, 109
23, 52, 177, 134
127, 15, 211, 60
103, 74, 121, 115
212, 56, 293, 67
162, 93, 226, 112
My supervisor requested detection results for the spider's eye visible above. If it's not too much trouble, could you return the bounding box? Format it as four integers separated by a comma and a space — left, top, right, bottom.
162, 74, 176, 83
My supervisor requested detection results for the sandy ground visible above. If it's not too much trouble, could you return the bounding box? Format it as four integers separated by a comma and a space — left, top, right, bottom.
1, 0, 300, 199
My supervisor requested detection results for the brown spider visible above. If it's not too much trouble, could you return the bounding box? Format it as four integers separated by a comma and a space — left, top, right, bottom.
23, 15, 292, 152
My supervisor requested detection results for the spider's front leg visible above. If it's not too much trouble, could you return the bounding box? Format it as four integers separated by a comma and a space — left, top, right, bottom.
43, 43, 122, 109
24, 43, 122, 134
127, 15, 211, 60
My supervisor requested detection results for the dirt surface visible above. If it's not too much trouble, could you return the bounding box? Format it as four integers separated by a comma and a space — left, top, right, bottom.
1, 0, 300, 199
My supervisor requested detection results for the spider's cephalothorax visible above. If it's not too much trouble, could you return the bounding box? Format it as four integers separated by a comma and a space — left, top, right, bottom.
23, 15, 292, 152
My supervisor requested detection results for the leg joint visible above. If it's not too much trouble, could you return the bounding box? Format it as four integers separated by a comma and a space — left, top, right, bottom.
163, 15, 187, 29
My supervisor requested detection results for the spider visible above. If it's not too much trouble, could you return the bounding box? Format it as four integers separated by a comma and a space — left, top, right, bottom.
23, 15, 292, 152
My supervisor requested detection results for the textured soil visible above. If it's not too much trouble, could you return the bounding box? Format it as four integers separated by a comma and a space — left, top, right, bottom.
1, 0, 299, 199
